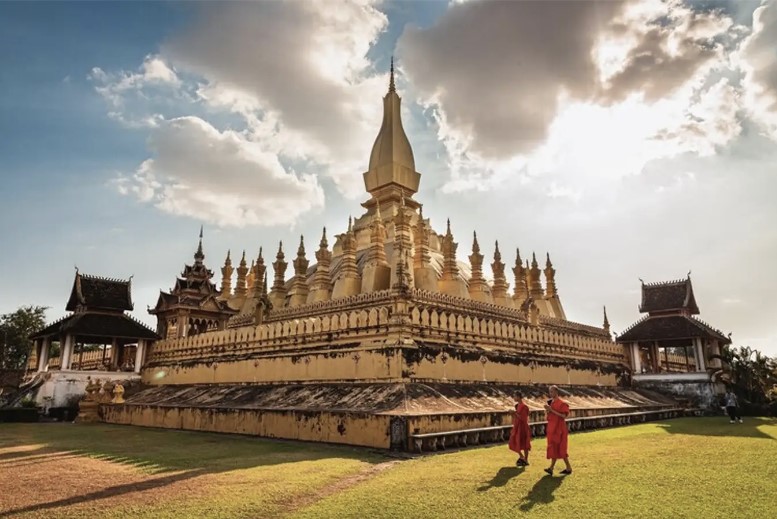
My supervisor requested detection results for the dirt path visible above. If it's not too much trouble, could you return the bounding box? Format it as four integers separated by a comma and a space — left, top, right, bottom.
281, 459, 403, 516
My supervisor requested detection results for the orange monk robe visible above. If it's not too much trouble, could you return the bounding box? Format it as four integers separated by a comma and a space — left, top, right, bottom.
509, 402, 532, 453
546, 398, 570, 459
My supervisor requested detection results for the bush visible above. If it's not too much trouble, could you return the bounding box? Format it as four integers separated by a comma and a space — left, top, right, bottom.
19, 397, 37, 408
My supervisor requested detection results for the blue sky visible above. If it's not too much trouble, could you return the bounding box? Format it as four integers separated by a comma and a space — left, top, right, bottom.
1, 0, 776, 356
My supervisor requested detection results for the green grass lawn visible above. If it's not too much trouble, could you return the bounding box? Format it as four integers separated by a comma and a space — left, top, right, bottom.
1, 418, 775, 518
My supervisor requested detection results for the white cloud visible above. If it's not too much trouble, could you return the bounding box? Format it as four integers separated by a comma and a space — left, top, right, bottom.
162, 0, 389, 197
397, 0, 743, 194
113, 117, 324, 227
92, 1, 394, 227
90, 55, 181, 110
739, 0, 777, 137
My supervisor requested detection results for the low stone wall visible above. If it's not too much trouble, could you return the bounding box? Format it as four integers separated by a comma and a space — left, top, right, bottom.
100, 382, 679, 450
101, 404, 392, 449
635, 379, 720, 409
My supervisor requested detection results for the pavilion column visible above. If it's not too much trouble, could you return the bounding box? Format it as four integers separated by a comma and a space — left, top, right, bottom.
179, 312, 188, 338
134, 340, 145, 374
652, 342, 660, 373
37, 338, 51, 372
632, 343, 642, 374
109, 338, 119, 369
695, 339, 706, 372
711, 341, 722, 368
61, 334, 74, 370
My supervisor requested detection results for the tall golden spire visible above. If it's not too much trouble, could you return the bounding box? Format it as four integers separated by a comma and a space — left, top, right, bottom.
528, 252, 543, 298
269, 241, 288, 309
544, 252, 557, 297
440, 220, 459, 282
252, 247, 266, 296
194, 226, 205, 265
308, 228, 332, 304
491, 241, 511, 307
333, 216, 362, 299
235, 250, 248, 297
468, 231, 493, 303
437, 219, 468, 298
288, 236, 310, 307
220, 250, 233, 298
363, 58, 420, 199
603, 306, 610, 333
512, 248, 528, 304
246, 259, 256, 293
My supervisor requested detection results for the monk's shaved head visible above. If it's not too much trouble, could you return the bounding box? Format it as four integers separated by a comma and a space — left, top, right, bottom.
549, 385, 560, 397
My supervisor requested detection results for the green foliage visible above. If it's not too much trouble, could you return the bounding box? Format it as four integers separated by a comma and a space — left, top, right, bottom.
0, 305, 48, 370
19, 397, 37, 408
721, 345, 777, 405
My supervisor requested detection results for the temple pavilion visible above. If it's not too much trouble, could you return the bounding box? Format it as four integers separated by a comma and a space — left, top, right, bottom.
616, 276, 730, 407
30, 270, 159, 373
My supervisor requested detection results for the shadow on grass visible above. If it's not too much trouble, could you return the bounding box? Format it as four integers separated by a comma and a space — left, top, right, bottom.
477, 465, 525, 491
0, 422, 387, 518
657, 417, 777, 440
0, 446, 47, 462
518, 475, 563, 512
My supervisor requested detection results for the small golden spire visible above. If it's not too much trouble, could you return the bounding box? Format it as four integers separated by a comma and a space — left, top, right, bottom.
320, 227, 328, 248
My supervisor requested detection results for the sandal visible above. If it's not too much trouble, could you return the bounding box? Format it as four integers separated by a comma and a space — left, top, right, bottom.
543, 468, 553, 476
560, 469, 572, 475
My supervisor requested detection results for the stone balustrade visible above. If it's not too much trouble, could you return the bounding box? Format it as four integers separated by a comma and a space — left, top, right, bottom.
146, 287, 626, 368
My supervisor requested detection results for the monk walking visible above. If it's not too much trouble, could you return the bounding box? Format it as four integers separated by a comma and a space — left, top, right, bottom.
508, 392, 532, 466
544, 385, 572, 476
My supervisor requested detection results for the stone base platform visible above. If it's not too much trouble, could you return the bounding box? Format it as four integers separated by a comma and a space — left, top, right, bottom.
100, 383, 681, 450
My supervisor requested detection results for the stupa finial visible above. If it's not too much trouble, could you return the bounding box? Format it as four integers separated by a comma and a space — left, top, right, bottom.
389, 56, 396, 93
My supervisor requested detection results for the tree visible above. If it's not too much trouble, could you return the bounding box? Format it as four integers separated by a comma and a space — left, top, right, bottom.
0, 306, 48, 370
719, 344, 777, 405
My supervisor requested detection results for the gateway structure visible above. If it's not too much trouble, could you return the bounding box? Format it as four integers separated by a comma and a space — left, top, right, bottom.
103, 65, 680, 450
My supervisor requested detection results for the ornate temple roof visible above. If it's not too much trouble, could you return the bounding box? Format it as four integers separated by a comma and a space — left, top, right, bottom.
65, 271, 133, 312
149, 228, 236, 317
617, 314, 729, 344
31, 312, 159, 341
639, 277, 698, 315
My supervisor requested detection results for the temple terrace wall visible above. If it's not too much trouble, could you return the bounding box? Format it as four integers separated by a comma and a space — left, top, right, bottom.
143, 288, 626, 387
101, 404, 392, 449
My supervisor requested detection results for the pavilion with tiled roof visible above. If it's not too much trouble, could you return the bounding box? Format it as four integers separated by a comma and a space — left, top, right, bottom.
617, 276, 730, 376
30, 270, 159, 373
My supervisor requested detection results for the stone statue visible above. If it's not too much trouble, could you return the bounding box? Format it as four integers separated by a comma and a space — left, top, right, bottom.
112, 383, 125, 404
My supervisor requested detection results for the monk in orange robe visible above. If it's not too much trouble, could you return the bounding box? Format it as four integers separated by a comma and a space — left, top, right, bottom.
543, 385, 573, 476
508, 392, 532, 466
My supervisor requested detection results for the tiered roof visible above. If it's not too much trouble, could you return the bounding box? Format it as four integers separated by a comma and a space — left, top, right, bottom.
639, 278, 698, 315
32, 271, 158, 342
617, 276, 729, 344
66, 271, 133, 312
